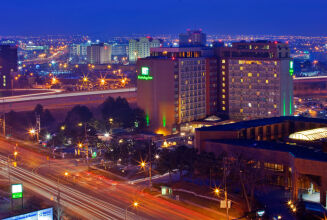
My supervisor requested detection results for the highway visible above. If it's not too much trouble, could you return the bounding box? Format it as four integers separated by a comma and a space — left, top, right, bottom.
0, 138, 217, 220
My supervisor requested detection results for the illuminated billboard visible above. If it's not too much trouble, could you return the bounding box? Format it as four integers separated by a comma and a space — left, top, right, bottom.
12, 184, 23, 199
4, 208, 53, 220
138, 67, 153, 80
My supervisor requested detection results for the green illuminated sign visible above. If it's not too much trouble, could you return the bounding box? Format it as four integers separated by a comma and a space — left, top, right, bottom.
138, 67, 153, 80
283, 95, 286, 116
138, 75, 153, 80
12, 184, 23, 199
146, 114, 150, 127
141, 67, 149, 75
289, 61, 294, 76
162, 116, 166, 127
92, 151, 97, 158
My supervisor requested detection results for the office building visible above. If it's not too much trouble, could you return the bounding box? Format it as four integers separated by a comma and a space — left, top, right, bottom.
179, 29, 206, 47
111, 43, 128, 57
0, 45, 17, 89
215, 41, 293, 120
195, 116, 327, 207
137, 47, 214, 134
129, 37, 162, 63
87, 43, 112, 64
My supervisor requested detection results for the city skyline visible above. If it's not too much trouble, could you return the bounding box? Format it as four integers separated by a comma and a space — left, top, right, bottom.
1, 0, 327, 36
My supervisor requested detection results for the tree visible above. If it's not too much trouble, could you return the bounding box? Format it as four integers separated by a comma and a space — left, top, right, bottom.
34, 104, 43, 116
157, 149, 178, 184
100, 96, 146, 129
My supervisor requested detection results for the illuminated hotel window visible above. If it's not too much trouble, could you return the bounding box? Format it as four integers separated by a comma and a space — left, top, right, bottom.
249, 85, 252, 89
257, 73, 260, 77
274, 61, 277, 65
265, 80, 269, 84
198, 60, 201, 64
274, 74, 277, 78
258, 79, 261, 83
248, 73, 252, 77
239, 60, 244, 64
222, 101, 226, 104
240, 109, 243, 113
222, 83, 225, 87
232, 78, 234, 83
256, 91, 260, 96
274, 104, 277, 108
222, 106, 226, 110
222, 59, 226, 64
240, 78, 243, 83
222, 77, 225, 81
222, 89, 226, 93
222, 95, 225, 98
222, 71, 225, 75
240, 66, 243, 70
222, 65, 225, 69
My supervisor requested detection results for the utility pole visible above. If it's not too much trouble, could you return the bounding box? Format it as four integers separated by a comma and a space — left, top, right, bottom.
223, 157, 229, 220
2, 98, 5, 136
148, 140, 152, 190
36, 114, 40, 143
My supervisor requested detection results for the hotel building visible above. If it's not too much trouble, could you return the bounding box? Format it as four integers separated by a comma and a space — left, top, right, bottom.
215, 41, 293, 120
136, 47, 216, 134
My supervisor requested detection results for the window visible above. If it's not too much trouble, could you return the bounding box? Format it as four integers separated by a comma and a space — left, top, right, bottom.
222, 65, 225, 69
222, 101, 226, 104
248, 73, 252, 77
240, 109, 243, 113
222, 71, 225, 75
222, 95, 225, 99
222, 106, 226, 110
241, 78, 243, 83
222, 89, 226, 93
274, 74, 277, 78
240, 66, 243, 70
265, 80, 269, 84
222, 83, 225, 87
222, 59, 226, 64
222, 77, 225, 81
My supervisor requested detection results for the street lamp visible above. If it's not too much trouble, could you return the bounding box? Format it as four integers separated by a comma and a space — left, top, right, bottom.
155, 154, 159, 160
214, 188, 220, 195
125, 201, 139, 220
46, 134, 51, 140
13, 151, 18, 160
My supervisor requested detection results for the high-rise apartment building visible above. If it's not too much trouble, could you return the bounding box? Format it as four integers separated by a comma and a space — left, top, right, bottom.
137, 47, 214, 134
215, 41, 293, 120
0, 45, 17, 89
179, 29, 206, 47
87, 43, 112, 64
129, 37, 162, 63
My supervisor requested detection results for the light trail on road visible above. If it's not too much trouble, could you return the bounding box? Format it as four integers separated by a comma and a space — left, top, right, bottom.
0, 155, 138, 220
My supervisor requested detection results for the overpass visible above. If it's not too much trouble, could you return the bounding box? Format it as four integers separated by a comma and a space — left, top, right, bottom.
0, 88, 137, 113
294, 76, 327, 97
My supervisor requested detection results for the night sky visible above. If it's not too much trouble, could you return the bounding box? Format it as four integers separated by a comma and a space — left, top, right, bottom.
1, 0, 327, 36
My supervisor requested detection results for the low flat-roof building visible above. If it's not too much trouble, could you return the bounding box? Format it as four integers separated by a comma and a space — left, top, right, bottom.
195, 116, 327, 207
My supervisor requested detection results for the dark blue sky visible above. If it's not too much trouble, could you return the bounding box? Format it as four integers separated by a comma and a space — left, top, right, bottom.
1, 0, 326, 36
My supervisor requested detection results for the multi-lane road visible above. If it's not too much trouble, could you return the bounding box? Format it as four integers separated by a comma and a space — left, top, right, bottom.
0, 138, 219, 220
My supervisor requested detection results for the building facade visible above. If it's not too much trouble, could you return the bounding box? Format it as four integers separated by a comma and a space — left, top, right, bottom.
87, 43, 111, 64
215, 41, 293, 120
0, 45, 17, 89
195, 116, 327, 207
179, 29, 206, 47
128, 37, 161, 63
137, 47, 212, 134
